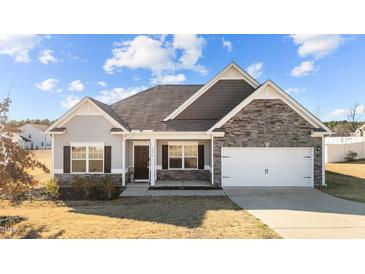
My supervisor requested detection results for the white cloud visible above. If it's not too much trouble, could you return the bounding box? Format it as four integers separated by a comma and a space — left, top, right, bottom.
327, 108, 348, 120
290, 61, 315, 77
97, 81, 107, 88
285, 87, 307, 94
103, 35, 174, 74
173, 34, 207, 74
38, 49, 58, 65
291, 34, 345, 59
96, 86, 147, 104
151, 73, 186, 85
246, 62, 264, 78
68, 80, 85, 92
327, 105, 365, 120
103, 34, 207, 75
0, 35, 40, 63
222, 38, 232, 52
60, 95, 81, 109
36, 78, 58, 91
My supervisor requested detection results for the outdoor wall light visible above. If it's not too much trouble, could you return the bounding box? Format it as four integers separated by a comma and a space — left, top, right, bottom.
316, 145, 321, 153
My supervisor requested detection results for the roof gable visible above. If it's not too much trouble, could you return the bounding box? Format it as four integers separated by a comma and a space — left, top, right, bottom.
174, 79, 255, 120
208, 80, 332, 133
47, 97, 129, 133
163, 62, 260, 121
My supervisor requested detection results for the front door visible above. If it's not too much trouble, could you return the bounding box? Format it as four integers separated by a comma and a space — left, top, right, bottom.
134, 146, 149, 180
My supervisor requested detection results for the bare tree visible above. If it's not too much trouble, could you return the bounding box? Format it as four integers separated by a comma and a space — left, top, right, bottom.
314, 105, 322, 119
347, 103, 362, 131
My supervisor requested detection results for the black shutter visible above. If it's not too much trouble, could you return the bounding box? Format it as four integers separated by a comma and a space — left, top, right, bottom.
104, 146, 112, 173
162, 145, 168, 169
63, 146, 70, 173
198, 145, 204, 169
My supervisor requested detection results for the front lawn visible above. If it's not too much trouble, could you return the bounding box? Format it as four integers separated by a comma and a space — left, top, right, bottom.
27, 150, 52, 186
0, 197, 280, 239
321, 160, 365, 204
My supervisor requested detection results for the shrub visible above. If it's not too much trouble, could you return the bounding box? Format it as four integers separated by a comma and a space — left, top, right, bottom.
96, 175, 116, 200
71, 176, 92, 198
44, 178, 59, 198
344, 150, 358, 162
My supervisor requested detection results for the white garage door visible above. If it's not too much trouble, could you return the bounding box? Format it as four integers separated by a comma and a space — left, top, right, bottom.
221, 147, 313, 187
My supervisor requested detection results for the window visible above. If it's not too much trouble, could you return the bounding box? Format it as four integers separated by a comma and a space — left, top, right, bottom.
88, 146, 104, 172
169, 145, 182, 169
168, 144, 198, 169
184, 145, 198, 169
41, 142, 44, 147
71, 145, 104, 173
28, 134, 31, 139
71, 146, 87, 173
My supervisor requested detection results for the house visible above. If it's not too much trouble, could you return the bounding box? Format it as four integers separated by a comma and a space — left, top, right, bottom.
0, 123, 32, 149
19, 123, 52, 150
11, 133, 32, 149
355, 123, 365, 136
46, 62, 332, 188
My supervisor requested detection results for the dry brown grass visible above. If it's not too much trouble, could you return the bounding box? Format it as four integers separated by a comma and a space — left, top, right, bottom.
0, 197, 280, 239
326, 160, 365, 179
27, 150, 51, 186
321, 160, 365, 203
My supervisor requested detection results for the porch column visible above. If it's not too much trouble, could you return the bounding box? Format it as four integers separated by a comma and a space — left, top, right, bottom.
122, 136, 126, 186
51, 134, 55, 177
150, 138, 156, 185
211, 135, 214, 185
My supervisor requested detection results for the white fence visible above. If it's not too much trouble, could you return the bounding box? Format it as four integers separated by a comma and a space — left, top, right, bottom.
325, 136, 365, 144
325, 136, 365, 163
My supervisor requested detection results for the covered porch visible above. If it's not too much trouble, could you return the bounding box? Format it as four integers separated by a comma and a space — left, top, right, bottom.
118, 131, 224, 187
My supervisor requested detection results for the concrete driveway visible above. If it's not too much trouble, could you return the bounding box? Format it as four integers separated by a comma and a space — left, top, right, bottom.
224, 187, 365, 239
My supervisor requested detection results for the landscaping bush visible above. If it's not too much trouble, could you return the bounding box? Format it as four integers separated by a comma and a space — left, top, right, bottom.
44, 178, 59, 198
96, 175, 117, 200
344, 150, 358, 162
71, 176, 92, 198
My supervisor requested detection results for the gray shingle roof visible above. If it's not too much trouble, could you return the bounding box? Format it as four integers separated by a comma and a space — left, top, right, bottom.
175, 80, 256, 120
49, 127, 66, 132
111, 85, 203, 131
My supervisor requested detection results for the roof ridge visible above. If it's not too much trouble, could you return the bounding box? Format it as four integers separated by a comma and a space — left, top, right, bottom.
110, 86, 156, 107
110, 84, 205, 108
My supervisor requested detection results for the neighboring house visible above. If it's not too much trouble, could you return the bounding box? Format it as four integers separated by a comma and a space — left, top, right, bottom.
47, 62, 332, 188
11, 133, 32, 149
355, 124, 365, 136
0, 124, 31, 149
19, 124, 51, 150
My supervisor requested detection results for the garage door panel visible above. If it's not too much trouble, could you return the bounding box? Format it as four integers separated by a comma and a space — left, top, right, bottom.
222, 147, 313, 187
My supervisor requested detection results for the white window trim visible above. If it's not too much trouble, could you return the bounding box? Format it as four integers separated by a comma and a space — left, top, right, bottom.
70, 144, 104, 174
168, 143, 198, 170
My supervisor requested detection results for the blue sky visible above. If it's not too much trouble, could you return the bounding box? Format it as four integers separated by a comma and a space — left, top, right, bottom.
0, 34, 364, 121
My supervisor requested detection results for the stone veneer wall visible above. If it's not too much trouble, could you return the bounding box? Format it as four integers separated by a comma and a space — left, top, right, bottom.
54, 174, 123, 187
157, 170, 211, 181
213, 99, 322, 187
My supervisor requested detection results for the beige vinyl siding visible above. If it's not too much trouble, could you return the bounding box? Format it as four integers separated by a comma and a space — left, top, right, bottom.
54, 115, 122, 172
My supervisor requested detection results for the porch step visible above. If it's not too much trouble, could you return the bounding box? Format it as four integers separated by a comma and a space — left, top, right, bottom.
148, 186, 222, 190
